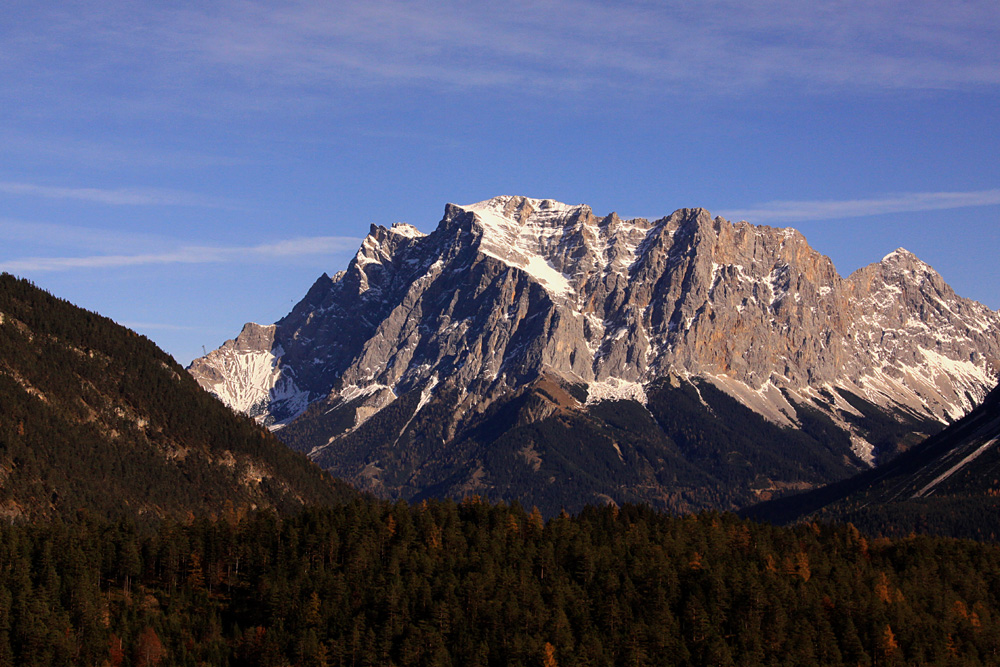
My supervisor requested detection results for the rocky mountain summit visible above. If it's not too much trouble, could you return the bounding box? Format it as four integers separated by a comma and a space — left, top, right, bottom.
189, 196, 1000, 513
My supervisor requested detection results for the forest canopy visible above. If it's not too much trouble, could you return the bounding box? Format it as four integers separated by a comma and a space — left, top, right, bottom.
2, 500, 999, 666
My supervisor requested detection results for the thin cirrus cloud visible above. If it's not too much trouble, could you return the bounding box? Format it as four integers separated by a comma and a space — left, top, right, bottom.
0, 236, 363, 273
0, 181, 237, 209
157, 0, 1000, 102
718, 189, 1000, 224
6, 1, 999, 119
165, 1, 1000, 94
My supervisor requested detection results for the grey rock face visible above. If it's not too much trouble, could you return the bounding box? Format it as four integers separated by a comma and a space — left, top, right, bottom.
189, 196, 1000, 497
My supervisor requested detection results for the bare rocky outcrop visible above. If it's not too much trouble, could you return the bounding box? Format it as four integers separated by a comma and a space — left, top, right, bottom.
189, 196, 1000, 508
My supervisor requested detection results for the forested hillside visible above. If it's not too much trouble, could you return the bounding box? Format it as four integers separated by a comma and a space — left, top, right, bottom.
0, 274, 353, 520
3, 501, 1000, 666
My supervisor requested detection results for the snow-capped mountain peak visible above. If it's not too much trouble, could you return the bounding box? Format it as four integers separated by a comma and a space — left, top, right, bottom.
460, 197, 584, 298
388, 222, 425, 239
189, 197, 1000, 512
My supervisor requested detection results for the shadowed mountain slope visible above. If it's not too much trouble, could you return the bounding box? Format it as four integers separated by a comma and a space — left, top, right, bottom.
0, 274, 354, 520
746, 382, 1000, 540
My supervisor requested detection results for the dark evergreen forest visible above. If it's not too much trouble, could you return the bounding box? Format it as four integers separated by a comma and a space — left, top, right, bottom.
0, 273, 352, 519
3, 501, 1000, 667
5, 275, 1000, 666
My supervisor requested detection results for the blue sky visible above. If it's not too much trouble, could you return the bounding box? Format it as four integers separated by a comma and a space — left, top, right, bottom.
2, 0, 998, 364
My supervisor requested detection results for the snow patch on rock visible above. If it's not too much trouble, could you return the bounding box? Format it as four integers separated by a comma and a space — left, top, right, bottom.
389, 222, 425, 239
586, 378, 648, 405
463, 198, 575, 297
193, 328, 310, 427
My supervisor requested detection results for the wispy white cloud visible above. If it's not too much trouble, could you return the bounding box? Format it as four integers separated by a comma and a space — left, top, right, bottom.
187, 0, 1000, 94
0, 236, 362, 273
175, 0, 1000, 99
719, 188, 1000, 223
4, 0, 998, 119
0, 181, 237, 208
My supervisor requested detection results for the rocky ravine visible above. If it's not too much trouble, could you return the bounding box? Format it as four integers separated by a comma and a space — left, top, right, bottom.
189, 196, 1000, 513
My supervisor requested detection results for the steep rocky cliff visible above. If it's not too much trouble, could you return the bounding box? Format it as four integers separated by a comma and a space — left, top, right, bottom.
190, 196, 1000, 513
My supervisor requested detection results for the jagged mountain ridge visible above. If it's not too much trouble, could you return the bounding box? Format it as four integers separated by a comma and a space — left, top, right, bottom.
190, 196, 1000, 512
